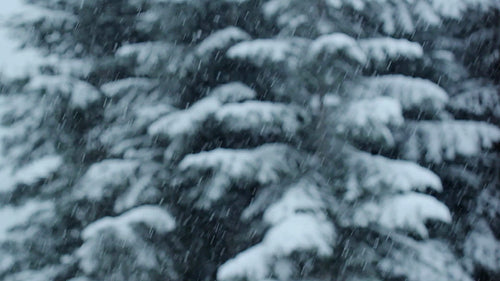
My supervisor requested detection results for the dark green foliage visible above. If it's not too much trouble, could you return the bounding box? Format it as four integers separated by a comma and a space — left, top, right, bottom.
0, 1, 499, 281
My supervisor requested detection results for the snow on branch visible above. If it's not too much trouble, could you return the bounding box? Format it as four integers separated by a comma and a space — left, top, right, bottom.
25, 75, 102, 109
308, 32, 367, 65
81, 205, 175, 240
195, 26, 251, 58
176, 144, 304, 208
351, 192, 451, 238
148, 82, 256, 142
448, 79, 500, 121
100, 78, 157, 99
218, 178, 335, 280
226, 38, 307, 68
217, 214, 336, 281
403, 121, 500, 163
359, 37, 423, 67
344, 151, 442, 201
263, 179, 327, 225
350, 75, 449, 117
74, 159, 140, 201
212, 101, 309, 139
148, 84, 309, 160
378, 238, 473, 281
77, 205, 177, 280
116, 41, 185, 76
332, 97, 404, 147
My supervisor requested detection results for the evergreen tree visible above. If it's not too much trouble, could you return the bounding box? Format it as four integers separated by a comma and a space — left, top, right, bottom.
0, 1, 499, 281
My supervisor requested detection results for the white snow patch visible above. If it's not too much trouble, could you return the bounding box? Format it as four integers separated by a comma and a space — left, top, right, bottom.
265, 214, 335, 257
148, 97, 219, 139
14, 155, 63, 186
209, 82, 257, 103
0, 28, 43, 80
78, 205, 175, 276
0, 155, 62, 193
0, 1, 70, 80
25, 75, 101, 109
338, 97, 403, 128
148, 83, 256, 140
82, 205, 176, 240
351, 75, 449, 114
75, 159, 140, 201
195, 27, 251, 57
464, 220, 500, 273
308, 33, 367, 64
359, 38, 423, 65
448, 79, 500, 120
404, 121, 500, 163
0, 200, 53, 241
227, 39, 304, 68
379, 238, 473, 281
214, 101, 307, 136
178, 144, 302, 207
100, 78, 157, 99
116, 41, 184, 75
264, 181, 325, 225
352, 192, 451, 237
345, 151, 442, 200
217, 214, 335, 281
334, 97, 403, 146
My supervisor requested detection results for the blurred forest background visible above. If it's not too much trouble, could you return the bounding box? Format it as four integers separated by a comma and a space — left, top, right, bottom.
0, 0, 499, 281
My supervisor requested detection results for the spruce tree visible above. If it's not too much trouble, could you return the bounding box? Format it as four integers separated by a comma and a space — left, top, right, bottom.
0, 1, 499, 281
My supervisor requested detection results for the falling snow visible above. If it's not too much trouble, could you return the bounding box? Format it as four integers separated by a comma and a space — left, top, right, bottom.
0, 0, 499, 281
